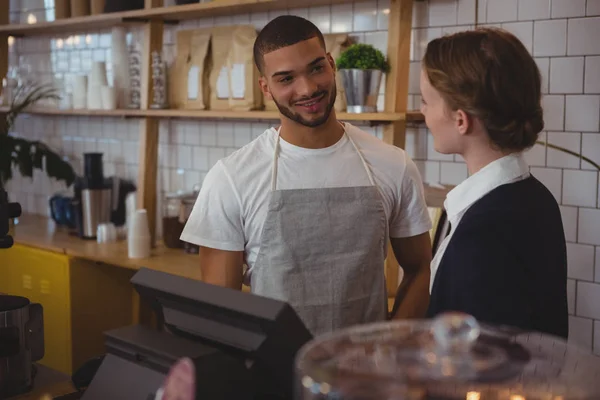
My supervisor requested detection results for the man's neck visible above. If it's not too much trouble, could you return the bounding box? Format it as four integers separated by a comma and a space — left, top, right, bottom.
279, 112, 344, 149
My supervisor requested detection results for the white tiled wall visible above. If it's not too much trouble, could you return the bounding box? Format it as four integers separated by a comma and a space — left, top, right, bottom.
5, 0, 600, 354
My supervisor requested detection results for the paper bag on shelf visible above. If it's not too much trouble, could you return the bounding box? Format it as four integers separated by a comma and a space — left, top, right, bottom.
186, 29, 212, 109
55, 0, 71, 19
208, 25, 234, 111
169, 28, 212, 110
70, 0, 90, 17
228, 25, 263, 111
263, 33, 353, 113
90, 0, 106, 15
169, 29, 193, 109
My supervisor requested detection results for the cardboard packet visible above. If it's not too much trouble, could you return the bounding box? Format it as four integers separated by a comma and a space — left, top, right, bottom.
170, 28, 212, 110
228, 25, 263, 111
208, 26, 235, 110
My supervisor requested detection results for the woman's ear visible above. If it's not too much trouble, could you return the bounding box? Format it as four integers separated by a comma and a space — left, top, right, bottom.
454, 109, 471, 136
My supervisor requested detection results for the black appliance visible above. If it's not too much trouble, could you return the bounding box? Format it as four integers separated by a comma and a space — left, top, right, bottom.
0, 295, 44, 398
1, 191, 46, 398
0, 187, 21, 249
80, 268, 313, 400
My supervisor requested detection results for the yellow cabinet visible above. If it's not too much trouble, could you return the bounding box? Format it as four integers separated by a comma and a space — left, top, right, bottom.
0, 244, 136, 375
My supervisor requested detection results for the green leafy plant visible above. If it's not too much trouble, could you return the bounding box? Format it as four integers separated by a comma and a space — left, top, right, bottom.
336, 43, 391, 73
0, 83, 76, 190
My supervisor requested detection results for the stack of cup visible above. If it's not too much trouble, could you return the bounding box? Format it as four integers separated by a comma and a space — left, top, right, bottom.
97, 222, 117, 243
125, 192, 137, 228
128, 209, 151, 259
101, 86, 117, 109
72, 75, 87, 109
88, 61, 107, 109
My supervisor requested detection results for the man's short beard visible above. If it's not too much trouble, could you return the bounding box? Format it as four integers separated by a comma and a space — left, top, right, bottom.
271, 84, 337, 128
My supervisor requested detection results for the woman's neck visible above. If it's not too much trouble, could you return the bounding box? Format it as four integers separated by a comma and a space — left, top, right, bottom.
279, 113, 344, 149
462, 144, 512, 176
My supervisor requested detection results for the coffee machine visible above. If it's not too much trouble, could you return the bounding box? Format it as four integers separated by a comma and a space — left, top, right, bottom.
74, 153, 112, 240
58, 153, 136, 240
0, 189, 46, 398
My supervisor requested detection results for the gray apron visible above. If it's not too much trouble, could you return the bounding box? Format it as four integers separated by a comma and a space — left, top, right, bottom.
249, 125, 388, 336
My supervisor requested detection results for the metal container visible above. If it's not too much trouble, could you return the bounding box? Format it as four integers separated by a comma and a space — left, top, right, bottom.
339, 69, 383, 113
79, 152, 113, 239
295, 312, 600, 400
81, 187, 112, 239
0, 295, 44, 398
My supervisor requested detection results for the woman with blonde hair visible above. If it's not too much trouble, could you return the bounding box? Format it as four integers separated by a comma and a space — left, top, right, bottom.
421, 28, 568, 338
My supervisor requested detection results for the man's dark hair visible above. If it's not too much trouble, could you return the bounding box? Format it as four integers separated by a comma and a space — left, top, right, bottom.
253, 15, 326, 75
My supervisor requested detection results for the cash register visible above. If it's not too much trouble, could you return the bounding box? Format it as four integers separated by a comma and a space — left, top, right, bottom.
80, 267, 313, 400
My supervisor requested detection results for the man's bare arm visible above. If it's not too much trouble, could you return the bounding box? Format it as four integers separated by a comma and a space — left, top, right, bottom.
390, 232, 432, 319
199, 246, 245, 290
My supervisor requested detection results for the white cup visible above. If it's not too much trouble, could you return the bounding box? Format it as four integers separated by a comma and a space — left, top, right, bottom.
72, 75, 87, 109
128, 209, 151, 259
97, 222, 117, 243
125, 192, 137, 229
101, 86, 117, 110
87, 83, 103, 109
89, 61, 108, 86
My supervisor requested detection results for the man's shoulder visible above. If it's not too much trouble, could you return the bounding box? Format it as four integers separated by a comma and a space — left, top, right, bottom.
219, 127, 275, 172
345, 123, 408, 169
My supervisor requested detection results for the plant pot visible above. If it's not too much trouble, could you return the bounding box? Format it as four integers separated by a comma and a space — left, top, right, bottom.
339, 68, 383, 113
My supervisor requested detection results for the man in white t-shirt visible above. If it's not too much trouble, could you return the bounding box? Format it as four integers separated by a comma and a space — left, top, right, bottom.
180, 15, 433, 336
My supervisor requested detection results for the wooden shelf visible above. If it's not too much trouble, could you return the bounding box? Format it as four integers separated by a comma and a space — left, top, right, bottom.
0, 8, 146, 36
1, 0, 363, 37
406, 110, 425, 123
0, 106, 418, 123
0, 106, 147, 117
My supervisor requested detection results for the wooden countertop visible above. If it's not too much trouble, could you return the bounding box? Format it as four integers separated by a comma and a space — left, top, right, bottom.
9, 184, 450, 281
10, 214, 202, 281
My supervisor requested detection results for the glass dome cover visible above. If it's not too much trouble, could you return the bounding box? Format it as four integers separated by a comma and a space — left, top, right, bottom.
295, 312, 600, 400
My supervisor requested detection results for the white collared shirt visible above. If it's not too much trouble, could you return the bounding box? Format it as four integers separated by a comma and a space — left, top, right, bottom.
429, 152, 531, 293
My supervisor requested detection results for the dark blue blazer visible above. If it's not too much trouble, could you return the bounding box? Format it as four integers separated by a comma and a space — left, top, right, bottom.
427, 176, 569, 339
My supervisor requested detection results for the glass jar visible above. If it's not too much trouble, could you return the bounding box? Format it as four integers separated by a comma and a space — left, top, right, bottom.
162, 190, 187, 249
162, 186, 200, 251
181, 185, 200, 254
295, 312, 600, 400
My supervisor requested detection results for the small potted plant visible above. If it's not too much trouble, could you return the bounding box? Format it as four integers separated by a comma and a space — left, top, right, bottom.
0, 82, 76, 203
336, 43, 390, 113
